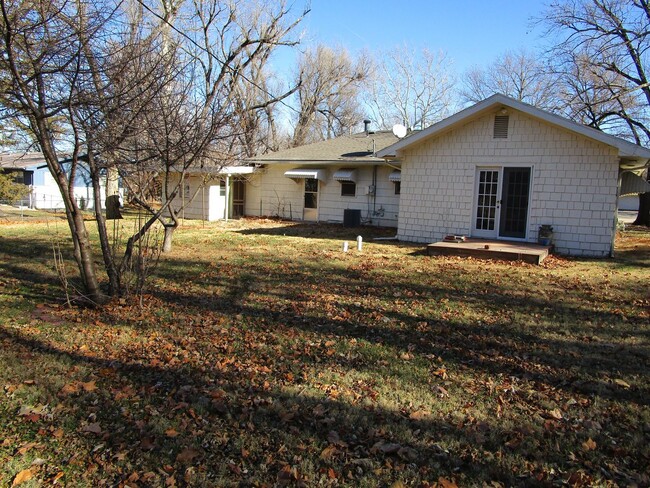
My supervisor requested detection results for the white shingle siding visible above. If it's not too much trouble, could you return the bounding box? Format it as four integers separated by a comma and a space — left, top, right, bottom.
245, 164, 399, 227
397, 110, 619, 257
165, 174, 229, 221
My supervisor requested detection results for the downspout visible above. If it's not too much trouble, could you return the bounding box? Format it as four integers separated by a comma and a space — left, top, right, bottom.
372, 164, 378, 217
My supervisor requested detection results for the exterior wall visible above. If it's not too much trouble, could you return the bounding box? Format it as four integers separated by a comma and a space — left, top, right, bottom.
244, 164, 400, 227
167, 174, 224, 221
397, 110, 620, 257
22, 168, 114, 210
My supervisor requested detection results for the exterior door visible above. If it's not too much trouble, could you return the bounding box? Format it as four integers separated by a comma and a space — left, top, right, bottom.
499, 167, 531, 239
472, 167, 531, 239
208, 181, 227, 221
303, 178, 318, 221
473, 168, 502, 238
232, 179, 245, 218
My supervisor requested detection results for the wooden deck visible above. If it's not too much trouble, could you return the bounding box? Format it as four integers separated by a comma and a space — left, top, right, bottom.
427, 238, 551, 265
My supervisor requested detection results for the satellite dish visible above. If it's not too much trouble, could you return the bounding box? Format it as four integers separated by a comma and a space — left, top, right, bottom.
392, 124, 407, 138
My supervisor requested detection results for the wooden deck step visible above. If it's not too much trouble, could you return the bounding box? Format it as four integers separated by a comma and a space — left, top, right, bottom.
427, 239, 551, 265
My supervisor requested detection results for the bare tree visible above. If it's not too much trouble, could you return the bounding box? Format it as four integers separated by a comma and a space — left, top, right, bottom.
0, 0, 130, 303
365, 46, 456, 131
0, 0, 307, 302
291, 45, 370, 146
460, 49, 560, 110
543, 0, 650, 224
134, 0, 306, 251
557, 51, 648, 138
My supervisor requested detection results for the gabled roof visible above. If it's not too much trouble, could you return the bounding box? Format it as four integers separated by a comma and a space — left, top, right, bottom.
0, 152, 47, 169
251, 131, 400, 165
377, 94, 650, 162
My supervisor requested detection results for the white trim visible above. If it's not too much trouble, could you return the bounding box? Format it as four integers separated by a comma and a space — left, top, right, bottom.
284, 168, 327, 181
220, 166, 256, 175
377, 94, 650, 160
471, 164, 533, 241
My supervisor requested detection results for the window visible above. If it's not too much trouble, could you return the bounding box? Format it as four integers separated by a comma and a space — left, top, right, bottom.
340, 181, 356, 196
304, 178, 318, 208
394, 181, 401, 195
219, 180, 226, 196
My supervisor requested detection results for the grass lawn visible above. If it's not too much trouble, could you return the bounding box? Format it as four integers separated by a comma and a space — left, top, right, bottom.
0, 215, 649, 487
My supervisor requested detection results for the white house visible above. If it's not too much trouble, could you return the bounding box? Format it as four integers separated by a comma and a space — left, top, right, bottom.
0, 152, 112, 210
170, 130, 402, 226
244, 130, 401, 227
377, 94, 650, 257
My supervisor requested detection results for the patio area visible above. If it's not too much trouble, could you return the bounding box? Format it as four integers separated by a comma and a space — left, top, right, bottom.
427, 238, 552, 265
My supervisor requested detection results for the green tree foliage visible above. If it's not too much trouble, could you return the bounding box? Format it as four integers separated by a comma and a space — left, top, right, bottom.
0, 171, 28, 202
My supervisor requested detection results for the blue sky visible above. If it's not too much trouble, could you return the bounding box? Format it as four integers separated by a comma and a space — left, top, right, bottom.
282, 1, 550, 74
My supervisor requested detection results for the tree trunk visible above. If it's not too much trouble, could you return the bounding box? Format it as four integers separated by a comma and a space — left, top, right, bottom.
633, 192, 650, 226
89, 152, 120, 296
162, 223, 176, 253
37, 123, 107, 305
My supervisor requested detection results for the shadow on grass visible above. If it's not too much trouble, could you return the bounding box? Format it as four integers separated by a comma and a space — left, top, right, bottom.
234, 221, 398, 242
0, 226, 649, 485
0, 325, 528, 486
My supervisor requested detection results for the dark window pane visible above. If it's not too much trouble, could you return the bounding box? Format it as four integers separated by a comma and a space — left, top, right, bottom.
305, 178, 318, 192
341, 181, 356, 196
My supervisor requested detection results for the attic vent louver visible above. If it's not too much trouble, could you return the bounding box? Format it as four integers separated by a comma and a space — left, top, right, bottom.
493, 115, 509, 139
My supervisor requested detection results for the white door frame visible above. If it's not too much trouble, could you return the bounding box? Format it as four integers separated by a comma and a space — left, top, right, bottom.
471, 165, 533, 240
472, 167, 502, 239
303, 178, 319, 221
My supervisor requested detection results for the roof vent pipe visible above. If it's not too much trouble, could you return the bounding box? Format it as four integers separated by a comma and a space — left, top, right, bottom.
363, 119, 371, 135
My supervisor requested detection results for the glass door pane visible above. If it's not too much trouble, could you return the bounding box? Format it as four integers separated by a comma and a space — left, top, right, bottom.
475, 169, 500, 232
499, 167, 531, 238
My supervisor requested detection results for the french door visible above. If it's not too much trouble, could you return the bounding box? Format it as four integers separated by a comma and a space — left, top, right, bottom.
472, 167, 531, 239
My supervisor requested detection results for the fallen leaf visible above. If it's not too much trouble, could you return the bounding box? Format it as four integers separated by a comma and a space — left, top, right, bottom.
50, 471, 64, 484
390, 482, 407, 488
82, 423, 102, 434
11, 468, 33, 486
140, 437, 156, 450
438, 477, 459, 488
397, 446, 418, 461
327, 430, 340, 444
165, 429, 179, 438
176, 447, 200, 464
614, 379, 630, 389
409, 409, 431, 420
379, 442, 401, 454
582, 438, 597, 451
80, 381, 97, 392
320, 445, 337, 460
545, 408, 563, 420
59, 383, 79, 396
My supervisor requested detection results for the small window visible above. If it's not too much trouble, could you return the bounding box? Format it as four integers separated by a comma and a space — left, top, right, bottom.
494, 115, 509, 138
341, 181, 356, 196
219, 180, 226, 197
394, 181, 401, 195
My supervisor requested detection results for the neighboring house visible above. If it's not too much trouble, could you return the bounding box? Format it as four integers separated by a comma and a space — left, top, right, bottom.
0, 152, 112, 209
167, 165, 258, 221
377, 94, 650, 257
245, 129, 401, 227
